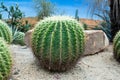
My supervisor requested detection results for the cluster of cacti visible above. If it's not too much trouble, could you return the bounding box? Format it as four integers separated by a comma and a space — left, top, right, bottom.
0, 20, 12, 44
13, 32, 25, 46
31, 16, 85, 71
113, 31, 120, 62
0, 38, 12, 80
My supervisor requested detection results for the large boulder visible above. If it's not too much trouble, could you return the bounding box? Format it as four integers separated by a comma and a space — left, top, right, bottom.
83, 30, 109, 55
24, 30, 109, 55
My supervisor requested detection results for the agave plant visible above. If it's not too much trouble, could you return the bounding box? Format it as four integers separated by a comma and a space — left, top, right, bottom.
92, 8, 111, 42
89, 0, 120, 41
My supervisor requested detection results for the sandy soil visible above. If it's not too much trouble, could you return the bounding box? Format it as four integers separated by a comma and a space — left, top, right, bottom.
9, 45, 120, 80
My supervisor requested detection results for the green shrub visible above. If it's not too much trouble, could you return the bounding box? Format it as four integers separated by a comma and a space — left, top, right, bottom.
34, 0, 56, 19
18, 20, 31, 33
0, 38, 12, 80
13, 32, 25, 46
32, 16, 85, 71
0, 20, 12, 44
0, 2, 25, 36
83, 23, 88, 30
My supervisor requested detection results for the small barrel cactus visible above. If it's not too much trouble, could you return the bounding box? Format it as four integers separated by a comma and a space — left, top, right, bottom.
113, 31, 120, 62
0, 38, 12, 80
0, 20, 12, 44
13, 32, 25, 46
32, 16, 85, 71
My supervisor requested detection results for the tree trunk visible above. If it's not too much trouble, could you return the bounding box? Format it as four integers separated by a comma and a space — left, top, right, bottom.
110, 0, 120, 42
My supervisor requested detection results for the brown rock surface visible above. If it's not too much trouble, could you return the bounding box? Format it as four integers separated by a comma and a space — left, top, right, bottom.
24, 29, 34, 47
84, 30, 109, 55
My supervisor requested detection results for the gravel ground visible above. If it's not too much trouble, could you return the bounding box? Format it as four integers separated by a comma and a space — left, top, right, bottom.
9, 45, 120, 80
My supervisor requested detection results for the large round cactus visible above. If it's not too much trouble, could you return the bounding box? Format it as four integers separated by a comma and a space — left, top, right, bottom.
0, 20, 12, 44
113, 31, 120, 62
13, 32, 25, 46
32, 16, 85, 71
0, 38, 12, 80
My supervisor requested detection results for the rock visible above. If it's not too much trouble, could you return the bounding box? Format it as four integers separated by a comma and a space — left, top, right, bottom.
24, 29, 34, 47
24, 29, 109, 55
83, 30, 109, 56
13, 69, 20, 75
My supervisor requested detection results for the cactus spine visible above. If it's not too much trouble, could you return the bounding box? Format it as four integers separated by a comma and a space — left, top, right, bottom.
0, 38, 12, 80
32, 16, 85, 71
0, 20, 12, 44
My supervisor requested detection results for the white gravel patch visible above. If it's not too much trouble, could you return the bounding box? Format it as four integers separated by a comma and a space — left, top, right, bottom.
9, 45, 120, 80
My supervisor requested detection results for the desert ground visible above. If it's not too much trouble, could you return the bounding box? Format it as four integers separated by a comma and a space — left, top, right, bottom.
9, 44, 120, 80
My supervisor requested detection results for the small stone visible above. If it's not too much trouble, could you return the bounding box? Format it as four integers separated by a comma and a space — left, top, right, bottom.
14, 69, 20, 75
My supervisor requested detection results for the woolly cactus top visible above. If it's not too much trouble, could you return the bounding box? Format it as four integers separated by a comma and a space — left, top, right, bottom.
43, 16, 76, 21
38, 16, 84, 27
0, 20, 12, 43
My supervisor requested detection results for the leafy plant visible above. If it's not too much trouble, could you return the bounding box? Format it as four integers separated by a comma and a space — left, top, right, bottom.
18, 20, 31, 33
92, 8, 111, 42
0, 38, 12, 80
83, 23, 88, 30
0, 2, 25, 36
88, 0, 120, 41
31, 16, 85, 71
34, 0, 56, 19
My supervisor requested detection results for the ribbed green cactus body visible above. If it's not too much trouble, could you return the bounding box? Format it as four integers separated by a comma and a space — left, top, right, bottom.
32, 16, 85, 71
13, 32, 25, 46
0, 38, 12, 80
113, 31, 120, 62
0, 20, 12, 44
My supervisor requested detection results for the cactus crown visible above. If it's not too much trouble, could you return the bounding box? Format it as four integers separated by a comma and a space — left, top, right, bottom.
113, 31, 120, 61
32, 16, 85, 71
44, 16, 76, 21
0, 20, 12, 44
0, 38, 12, 80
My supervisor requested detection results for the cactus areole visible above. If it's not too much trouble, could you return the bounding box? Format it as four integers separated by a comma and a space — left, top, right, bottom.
32, 16, 85, 71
